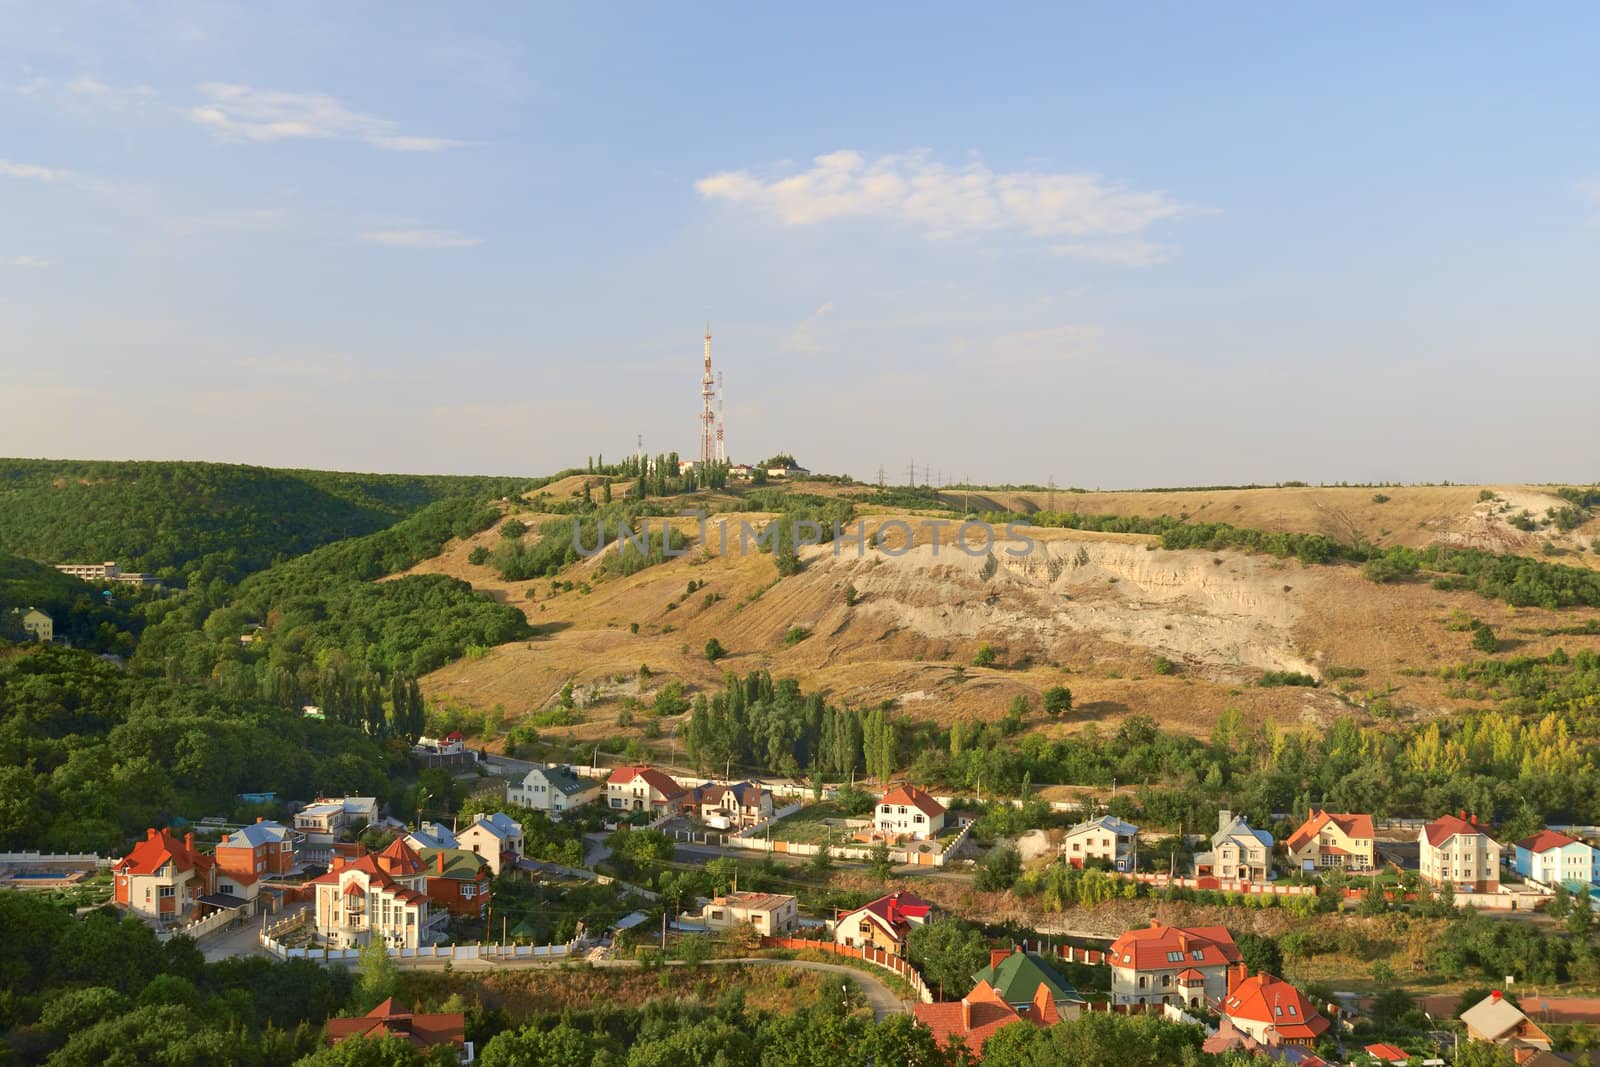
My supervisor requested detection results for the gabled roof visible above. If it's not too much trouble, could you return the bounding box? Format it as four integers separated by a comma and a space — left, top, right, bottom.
844, 891, 932, 942
113, 828, 214, 877
324, 998, 466, 1050
879, 784, 946, 818
1424, 814, 1493, 848
529, 764, 600, 796
1286, 810, 1375, 852
971, 947, 1084, 1007
1108, 920, 1242, 971
1063, 814, 1139, 839
607, 764, 688, 798
1215, 814, 1274, 850
1517, 829, 1583, 855
308, 850, 428, 906
376, 837, 425, 877
419, 847, 489, 881
1460, 991, 1532, 1041
219, 820, 292, 849
1222, 972, 1330, 1041
466, 812, 521, 840
696, 781, 770, 807
1363, 1043, 1411, 1064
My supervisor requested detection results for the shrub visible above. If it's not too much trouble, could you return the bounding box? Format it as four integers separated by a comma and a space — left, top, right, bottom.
843, 584, 860, 606
1371, 493, 1390, 503
1259, 671, 1318, 688
972, 644, 998, 668
1153, 656, 1178, 676
704, 638, 727, 662
783, 627, 809, 646
499, 518, 529, 539
1042, 686, 1073, 715
467, 545, 490, 565
1470, 621, 1498, 653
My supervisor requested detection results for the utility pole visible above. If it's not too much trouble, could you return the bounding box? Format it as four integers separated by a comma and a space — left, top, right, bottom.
906, 459, 916, 489
876, 465, 886, 488
1048, 475, 1057, 512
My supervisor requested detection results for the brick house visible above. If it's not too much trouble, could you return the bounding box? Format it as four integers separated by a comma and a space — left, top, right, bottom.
214, 818, 298, 880
691, 781, 774, 829
113, 827, 217, 924
1419, 813, 1501, 892
418, 848, 492, 918
1221, 971, 1331, 1046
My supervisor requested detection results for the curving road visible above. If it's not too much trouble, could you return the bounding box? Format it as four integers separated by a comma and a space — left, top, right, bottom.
716, 957, 908, 1020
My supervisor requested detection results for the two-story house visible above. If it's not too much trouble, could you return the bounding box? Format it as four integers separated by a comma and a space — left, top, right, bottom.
692, 781, 774, 830
1460, 990, 1553, 1052
1221, 971, 1330, 1046
606, 765, 688, 815
1109, 920, 1244, 1008
1060, 814, 1140, 871
875, 784, 947, 842
834, 890, 932, 957
418, 848, 492, 918
1420, 813, 1501, 893
19, 608, 53, 643
1194, 810, 1274, 882
294, 797, 380, 845
310, 839, 433, 949
456, 812, 523, 877
507, 764, 602, 817
970, 947, 1085, 1021
1513, 829, 1594, 888
696, 891, 798, 935
113, 827, 217, 925
1285, 810, 1376, 873
215, 818, 297, 880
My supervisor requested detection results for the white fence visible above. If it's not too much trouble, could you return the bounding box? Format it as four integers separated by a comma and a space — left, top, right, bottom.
260, 932, 574, 965
734, 801, 803, 839
0, 850, 110, 869
158, 907, 242, 943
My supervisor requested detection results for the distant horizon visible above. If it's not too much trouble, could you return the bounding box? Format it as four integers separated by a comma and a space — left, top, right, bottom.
1, 452, 1590, 494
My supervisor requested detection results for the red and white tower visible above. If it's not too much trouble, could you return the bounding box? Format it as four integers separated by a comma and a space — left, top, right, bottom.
699, 323, 716, 467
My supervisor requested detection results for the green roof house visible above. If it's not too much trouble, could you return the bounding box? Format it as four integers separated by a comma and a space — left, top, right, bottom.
972, 946, 1086, 1020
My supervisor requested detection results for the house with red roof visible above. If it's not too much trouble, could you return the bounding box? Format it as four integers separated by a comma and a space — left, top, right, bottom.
1108, 919, 1244, 1008
606, 764, 688, 814
325, 997, 472, 1062
310, 838, 435, 948
1222, 970, 1331, 1046
1363, 1043, 1413, 1065
1419, 813, 1501, 892
1513, 829, 1595, 888
1286, 810, 1376, 873
875, 784, 946, 841
113, 827, 218, 924
913, 979, 1060, 1057
418, 847, 492, 918
834, 890, 932, 956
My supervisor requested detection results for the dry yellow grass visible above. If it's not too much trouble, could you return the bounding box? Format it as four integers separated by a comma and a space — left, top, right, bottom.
403, 488, 1600, 751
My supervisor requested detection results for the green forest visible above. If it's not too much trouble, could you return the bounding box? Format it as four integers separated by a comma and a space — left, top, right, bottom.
0, 458, 528, 585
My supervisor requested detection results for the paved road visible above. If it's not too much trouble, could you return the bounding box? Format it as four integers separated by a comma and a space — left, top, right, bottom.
201, 916, 273, 962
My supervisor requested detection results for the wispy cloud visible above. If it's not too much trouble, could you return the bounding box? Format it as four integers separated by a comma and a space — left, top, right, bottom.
696, 149, 1203, 254
0, 158, 111, 193
185, 83, 461, 151
782, 301, 835, 353
2, 255, 51, 268
15, 75, 157, 114
360, 228, 481, 248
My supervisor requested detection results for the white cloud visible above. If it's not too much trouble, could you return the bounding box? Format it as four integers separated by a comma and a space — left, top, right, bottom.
360, 228, 481, 248
781, 301, 836, 353
2, 256, 51, 268
185, 83, 461, 151
696, 149, 1201, 252
0, 158, 110, 193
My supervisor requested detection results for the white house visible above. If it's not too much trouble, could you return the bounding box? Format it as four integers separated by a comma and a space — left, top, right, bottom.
456, 813, 524, 877
696, 891, 798, 935
1109, 920, 1244, 1008
507, 764, 603, 817
1194, 810, 1274, 882
874, 784, 947, 841
1060, 814, 1139, 871
1513, 829, 1594, 888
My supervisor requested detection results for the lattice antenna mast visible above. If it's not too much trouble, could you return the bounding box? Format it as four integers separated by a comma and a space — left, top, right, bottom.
700, 323, 717, 466
716, 371, 726, 464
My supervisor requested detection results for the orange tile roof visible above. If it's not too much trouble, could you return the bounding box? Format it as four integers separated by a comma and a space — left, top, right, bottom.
1222, 972, 1330, 1041
1108, 920, 1241, 971
880, 784, 946, 818
1286, 810, 1375, 852
1424, 814, 1491, 848
1364, 1042, 1411, 1063
913, 979, 1056, 1053
324, 998, 465, 1049
607, 764, 687, 797
113, 827, 214, 877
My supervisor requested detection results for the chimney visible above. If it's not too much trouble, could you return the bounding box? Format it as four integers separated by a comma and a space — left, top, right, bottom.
1218, 809, 1232, 832
185, 832, 195, 852
1459, 809, 1466, 821
1491, 989, 1502, 1001
256, 816, 265, 823
436, 852, 446, 874
1470, 813, 1478, 826
147, 827, 158, 841
1227, 961, 1249, 995
961, 1000, 972, 1031
990, 948, 1011, 970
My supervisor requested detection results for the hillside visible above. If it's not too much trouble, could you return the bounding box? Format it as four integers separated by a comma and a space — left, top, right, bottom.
0, 552, 137, 651
406, 481, 1600, 755
0, 458, 530, 584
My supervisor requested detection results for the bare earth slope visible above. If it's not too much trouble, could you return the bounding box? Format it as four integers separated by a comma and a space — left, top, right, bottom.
403, 483, 1600, 749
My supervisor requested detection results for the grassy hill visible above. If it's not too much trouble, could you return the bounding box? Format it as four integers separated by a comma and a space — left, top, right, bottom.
0, 458, 531, 585
399, 479, 1600, 780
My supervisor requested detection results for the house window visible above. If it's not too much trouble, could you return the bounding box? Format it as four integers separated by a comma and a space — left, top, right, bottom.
159, 885, 175, 898
462, 885, 476, 899
1192, 950, 1204, 960
1167, 951, 1184, 963
914, 815, 925, 824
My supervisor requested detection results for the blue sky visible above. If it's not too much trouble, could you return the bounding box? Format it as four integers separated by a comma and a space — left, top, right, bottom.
3, 3, 1597, 486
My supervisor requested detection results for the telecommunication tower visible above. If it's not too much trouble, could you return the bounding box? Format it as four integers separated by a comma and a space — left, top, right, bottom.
699, 323, 717, 467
